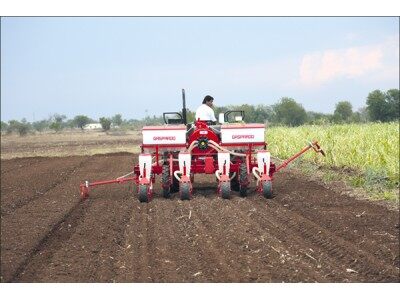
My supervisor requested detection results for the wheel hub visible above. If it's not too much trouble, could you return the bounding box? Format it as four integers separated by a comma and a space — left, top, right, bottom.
197, 137, 209, 150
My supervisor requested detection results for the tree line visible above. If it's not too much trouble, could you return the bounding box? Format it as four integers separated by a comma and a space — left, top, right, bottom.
212, 88, 398, 126
1, 88, 398, 136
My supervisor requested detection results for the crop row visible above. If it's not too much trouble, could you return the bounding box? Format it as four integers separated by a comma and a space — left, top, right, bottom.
266, 122, 399, 186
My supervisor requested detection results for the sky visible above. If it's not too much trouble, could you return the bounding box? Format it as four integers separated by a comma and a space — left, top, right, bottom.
1, 17, 399, 122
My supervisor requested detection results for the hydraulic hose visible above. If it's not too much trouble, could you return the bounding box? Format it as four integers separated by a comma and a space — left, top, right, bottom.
208, 140, 247, 157
187, 141, 198, 153
215, 170, 236, 181
252, 166, 262, 185
174, 170, 183, 182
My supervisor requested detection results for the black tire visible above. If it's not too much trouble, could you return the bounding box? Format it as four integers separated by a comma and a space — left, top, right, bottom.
262, 180, 273, 199
138, 184, 149, 203
171, 174, 180, 193
231, 172, 240, 191
161, 164, 171, 198
239, 163, 248, 197
221, 181, 231, 199
180, 182, 191, 200
239, 185, 248, 197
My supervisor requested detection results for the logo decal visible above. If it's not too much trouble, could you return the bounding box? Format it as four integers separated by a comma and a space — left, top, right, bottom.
232, 134, 254, 139
153, 136, 176, 141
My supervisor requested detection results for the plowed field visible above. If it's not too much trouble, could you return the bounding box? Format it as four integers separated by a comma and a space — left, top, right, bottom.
1, 153, 399, 282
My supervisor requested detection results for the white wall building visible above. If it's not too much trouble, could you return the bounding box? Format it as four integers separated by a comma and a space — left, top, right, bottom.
83, 123, 102, 130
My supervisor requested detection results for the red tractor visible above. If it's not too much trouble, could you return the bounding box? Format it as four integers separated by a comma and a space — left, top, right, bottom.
80, 89, 324, 202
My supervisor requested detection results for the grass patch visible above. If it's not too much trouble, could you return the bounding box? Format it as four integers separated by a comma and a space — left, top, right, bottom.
267, 123, 399, 203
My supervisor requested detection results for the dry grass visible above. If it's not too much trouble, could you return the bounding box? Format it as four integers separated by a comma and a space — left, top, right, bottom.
1, 129, 142, 159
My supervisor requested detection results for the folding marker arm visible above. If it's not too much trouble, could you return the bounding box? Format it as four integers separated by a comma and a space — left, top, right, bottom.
79, 176, 136, 200
275, 141, 325, 173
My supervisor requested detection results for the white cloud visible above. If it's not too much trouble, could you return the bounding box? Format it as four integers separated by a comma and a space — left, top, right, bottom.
298, 36, 399, 87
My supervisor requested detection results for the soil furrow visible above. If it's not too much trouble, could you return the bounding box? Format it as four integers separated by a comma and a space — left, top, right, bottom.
137, 203, 150, 281
10, 199, 93, 282
14, 155, 134, 282
245, 198, 360, 282
185, 199, 242, 282
0, 154, 133, 282
144, 201, 181, 282
171, 200, 227, 282
231, 198, 326, 282
274, 172, 399, 268
1, 157, 91, 215
264, 201, 399, 282
1, 157, 47, 175
2, 153, 398, 283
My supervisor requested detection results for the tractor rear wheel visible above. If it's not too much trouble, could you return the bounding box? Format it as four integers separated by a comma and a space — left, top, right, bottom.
239, 184, 248, 197
220, 181, 231, 199
261, 180, 273, 199
239, 163, 248, 197
231, 172, 240, 191
162, 165, 171, 198
180, 182, 191, 200
171, 172, 180, 193
138, 184, 150, 203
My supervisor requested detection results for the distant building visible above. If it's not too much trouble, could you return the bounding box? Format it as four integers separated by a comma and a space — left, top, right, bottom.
83, 123, 102, 130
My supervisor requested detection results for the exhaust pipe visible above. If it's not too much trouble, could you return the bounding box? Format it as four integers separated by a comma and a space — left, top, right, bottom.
182, 89, 187, 125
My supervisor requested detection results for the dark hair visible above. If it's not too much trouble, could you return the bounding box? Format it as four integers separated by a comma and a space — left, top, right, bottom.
202, 95, 214, 104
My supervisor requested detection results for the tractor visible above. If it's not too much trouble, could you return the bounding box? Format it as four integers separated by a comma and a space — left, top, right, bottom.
80, 89, 324, 202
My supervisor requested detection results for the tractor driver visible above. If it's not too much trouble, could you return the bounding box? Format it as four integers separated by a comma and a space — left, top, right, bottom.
195, 95, 217, 124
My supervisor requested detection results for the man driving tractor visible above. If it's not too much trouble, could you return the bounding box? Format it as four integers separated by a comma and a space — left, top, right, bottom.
195, 95, 217, 122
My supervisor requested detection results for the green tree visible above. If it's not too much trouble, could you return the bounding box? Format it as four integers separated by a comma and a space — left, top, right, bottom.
334, 101, 353, 123
7, 120, 19, 133
48, 114, 66, 132
112, 114, 123, 126
185, 109, 196, 123
64, 119, 76, 129
7, 119, 30, 136
32, 120, 49, 132
1, 121, 8, 132
50, 122, 62, 132
307, 111, 332, 125
221, 104, 274, 123
51, 114, 67, 124
17, 123, 30, 136
385, 89, 399, 120
366, 90, 390, 122
99, 117, 111, 131
254, 104, 274, 123
73, 115, 91, 130
351, 107, 369, 123
213, 106, 228, 123
273, 97, 307, 126
232, 104, 256, 123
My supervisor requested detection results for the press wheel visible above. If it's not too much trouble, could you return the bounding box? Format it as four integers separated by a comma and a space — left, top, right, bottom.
180, 182, 191, 200
220, 181, 231, 199
261, 180, 273, 199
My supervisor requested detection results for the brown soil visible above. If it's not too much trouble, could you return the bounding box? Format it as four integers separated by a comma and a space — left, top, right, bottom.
0, 131, 141, 159
1, 153, 399, 282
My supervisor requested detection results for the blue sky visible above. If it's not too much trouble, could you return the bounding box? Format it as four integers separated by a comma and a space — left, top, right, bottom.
1, 17, 399, 122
